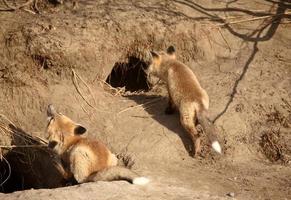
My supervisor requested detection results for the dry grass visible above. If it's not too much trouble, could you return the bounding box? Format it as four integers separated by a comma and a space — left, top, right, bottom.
0, 113, 50, 187
95, 74, 127, 96
0, 0, 63, 14
116, 152, 135, 169
260, 129, 290, 164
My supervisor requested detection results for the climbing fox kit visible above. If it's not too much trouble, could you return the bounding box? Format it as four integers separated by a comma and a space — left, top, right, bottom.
147, 46, 222, 156
46, 104, 149, 185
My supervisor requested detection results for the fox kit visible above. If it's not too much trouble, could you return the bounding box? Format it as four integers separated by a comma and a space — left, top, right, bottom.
46, 104, 149, 185
147, 46, 222, 156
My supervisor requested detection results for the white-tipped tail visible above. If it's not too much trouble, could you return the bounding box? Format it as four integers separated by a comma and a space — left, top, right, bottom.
212, 141, 222, 154
132, 177, 150, 185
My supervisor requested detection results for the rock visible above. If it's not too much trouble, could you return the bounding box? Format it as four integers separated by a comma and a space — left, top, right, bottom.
226, 192, 235, 197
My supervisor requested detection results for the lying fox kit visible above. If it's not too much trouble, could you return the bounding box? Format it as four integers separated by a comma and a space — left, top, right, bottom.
46, 104, 149, 185
147, 46, 222, 156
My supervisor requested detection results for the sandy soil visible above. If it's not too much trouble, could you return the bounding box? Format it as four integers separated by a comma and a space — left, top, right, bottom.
0, 0, 291, 199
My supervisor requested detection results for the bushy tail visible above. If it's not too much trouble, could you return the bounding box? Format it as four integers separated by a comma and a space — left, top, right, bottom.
197, 111, 222, 154
85, 166, 150, 185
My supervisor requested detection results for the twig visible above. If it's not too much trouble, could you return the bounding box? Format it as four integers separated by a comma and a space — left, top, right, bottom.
72, 69, 97, 105
71, 69, 96, 110
22, 7, 36, 14
130, 115, 151, 118
95, 76, 125, 96
0, 124, 12, 133
0, 119, 47, 145
74, 93, 95, 122
0, 144, 46, 148
0, 155, 11, 187
33, 0, 39, 13
0, 113, 16, 127
2, 0, 33, 10
217, 27, 231, 52
71, 70, 112, 113
218, 12, 291, 26
33, 135, 48, 144
1, 0, 34, 12
117, 98, 161, 115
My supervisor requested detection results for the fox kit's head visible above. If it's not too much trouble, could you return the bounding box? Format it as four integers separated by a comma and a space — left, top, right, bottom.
147, 45, 176, 77
46, 104, 86, 155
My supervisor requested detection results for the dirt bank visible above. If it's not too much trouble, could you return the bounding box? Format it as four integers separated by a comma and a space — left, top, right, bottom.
0, 0, 290, 199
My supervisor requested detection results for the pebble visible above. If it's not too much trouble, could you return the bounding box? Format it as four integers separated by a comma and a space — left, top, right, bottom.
226, 192, 235, 197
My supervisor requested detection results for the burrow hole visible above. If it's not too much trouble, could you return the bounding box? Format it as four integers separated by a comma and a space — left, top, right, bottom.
106, 56, 151, 92
0, 126, 67, 193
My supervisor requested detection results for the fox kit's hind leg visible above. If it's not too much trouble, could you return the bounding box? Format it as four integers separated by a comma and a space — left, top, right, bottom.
165, 97, 176, 115
179, 103, 201, 157
165, 89, 176, 115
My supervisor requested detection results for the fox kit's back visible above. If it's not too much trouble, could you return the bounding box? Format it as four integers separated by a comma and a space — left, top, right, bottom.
147, 46, 221, 156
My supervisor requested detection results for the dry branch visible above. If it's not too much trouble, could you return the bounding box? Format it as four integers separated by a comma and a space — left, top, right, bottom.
217, 27, 231, 52
0, 155, 11, 187
219, 12, 291, 26
2, 0, 34, 10
0, 144, 46, 148
72, 69, 97, 110
71, 69, 112, 113
0, 113, 48, 148
117, 98, 161, 115
1, 0, 36, 14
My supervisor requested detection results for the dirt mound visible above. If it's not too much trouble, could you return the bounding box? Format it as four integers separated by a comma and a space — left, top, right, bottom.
0, 0, 291, 199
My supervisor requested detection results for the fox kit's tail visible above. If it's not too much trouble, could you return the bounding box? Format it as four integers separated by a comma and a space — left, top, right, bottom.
85, 166, 150, 185
197, 111, 222, 154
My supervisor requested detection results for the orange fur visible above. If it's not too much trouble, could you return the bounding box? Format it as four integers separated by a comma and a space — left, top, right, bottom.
45, 105, 149, 185
147, 46, 221, 156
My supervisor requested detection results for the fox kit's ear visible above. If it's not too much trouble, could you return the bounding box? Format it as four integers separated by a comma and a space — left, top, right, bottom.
47, 104, 57, 117
74, 125, 87, 135
166, 46, 176, 59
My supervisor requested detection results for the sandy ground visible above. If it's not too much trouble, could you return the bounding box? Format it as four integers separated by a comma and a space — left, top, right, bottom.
0, 0, 291, 199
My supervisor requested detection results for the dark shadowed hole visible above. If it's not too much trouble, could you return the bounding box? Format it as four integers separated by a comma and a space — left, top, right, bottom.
0, 125, 69, 193
0, 148, 68, 193
0, 148, 66, 193
106, 56, 151, 92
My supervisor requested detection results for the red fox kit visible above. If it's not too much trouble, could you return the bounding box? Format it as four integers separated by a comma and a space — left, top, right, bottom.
147, 46, 222, 156
46, 104, 149, 185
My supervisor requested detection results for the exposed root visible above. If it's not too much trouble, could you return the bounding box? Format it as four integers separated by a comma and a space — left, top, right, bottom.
1, 0, 36, 14
0, 155, 11, 187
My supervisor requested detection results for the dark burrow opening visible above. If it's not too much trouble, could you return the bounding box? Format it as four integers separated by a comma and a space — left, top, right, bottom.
106, 56, 151, 92
0, 126, 67, 193
0, 149, 67, 193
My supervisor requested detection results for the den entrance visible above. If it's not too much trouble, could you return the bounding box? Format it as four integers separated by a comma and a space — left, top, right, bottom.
106, 56, 151, 92
0, 125, 67, 193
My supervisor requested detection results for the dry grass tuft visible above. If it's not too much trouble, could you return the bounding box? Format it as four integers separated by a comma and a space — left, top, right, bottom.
116, 152, 135, 169
260, 129, 290, 164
